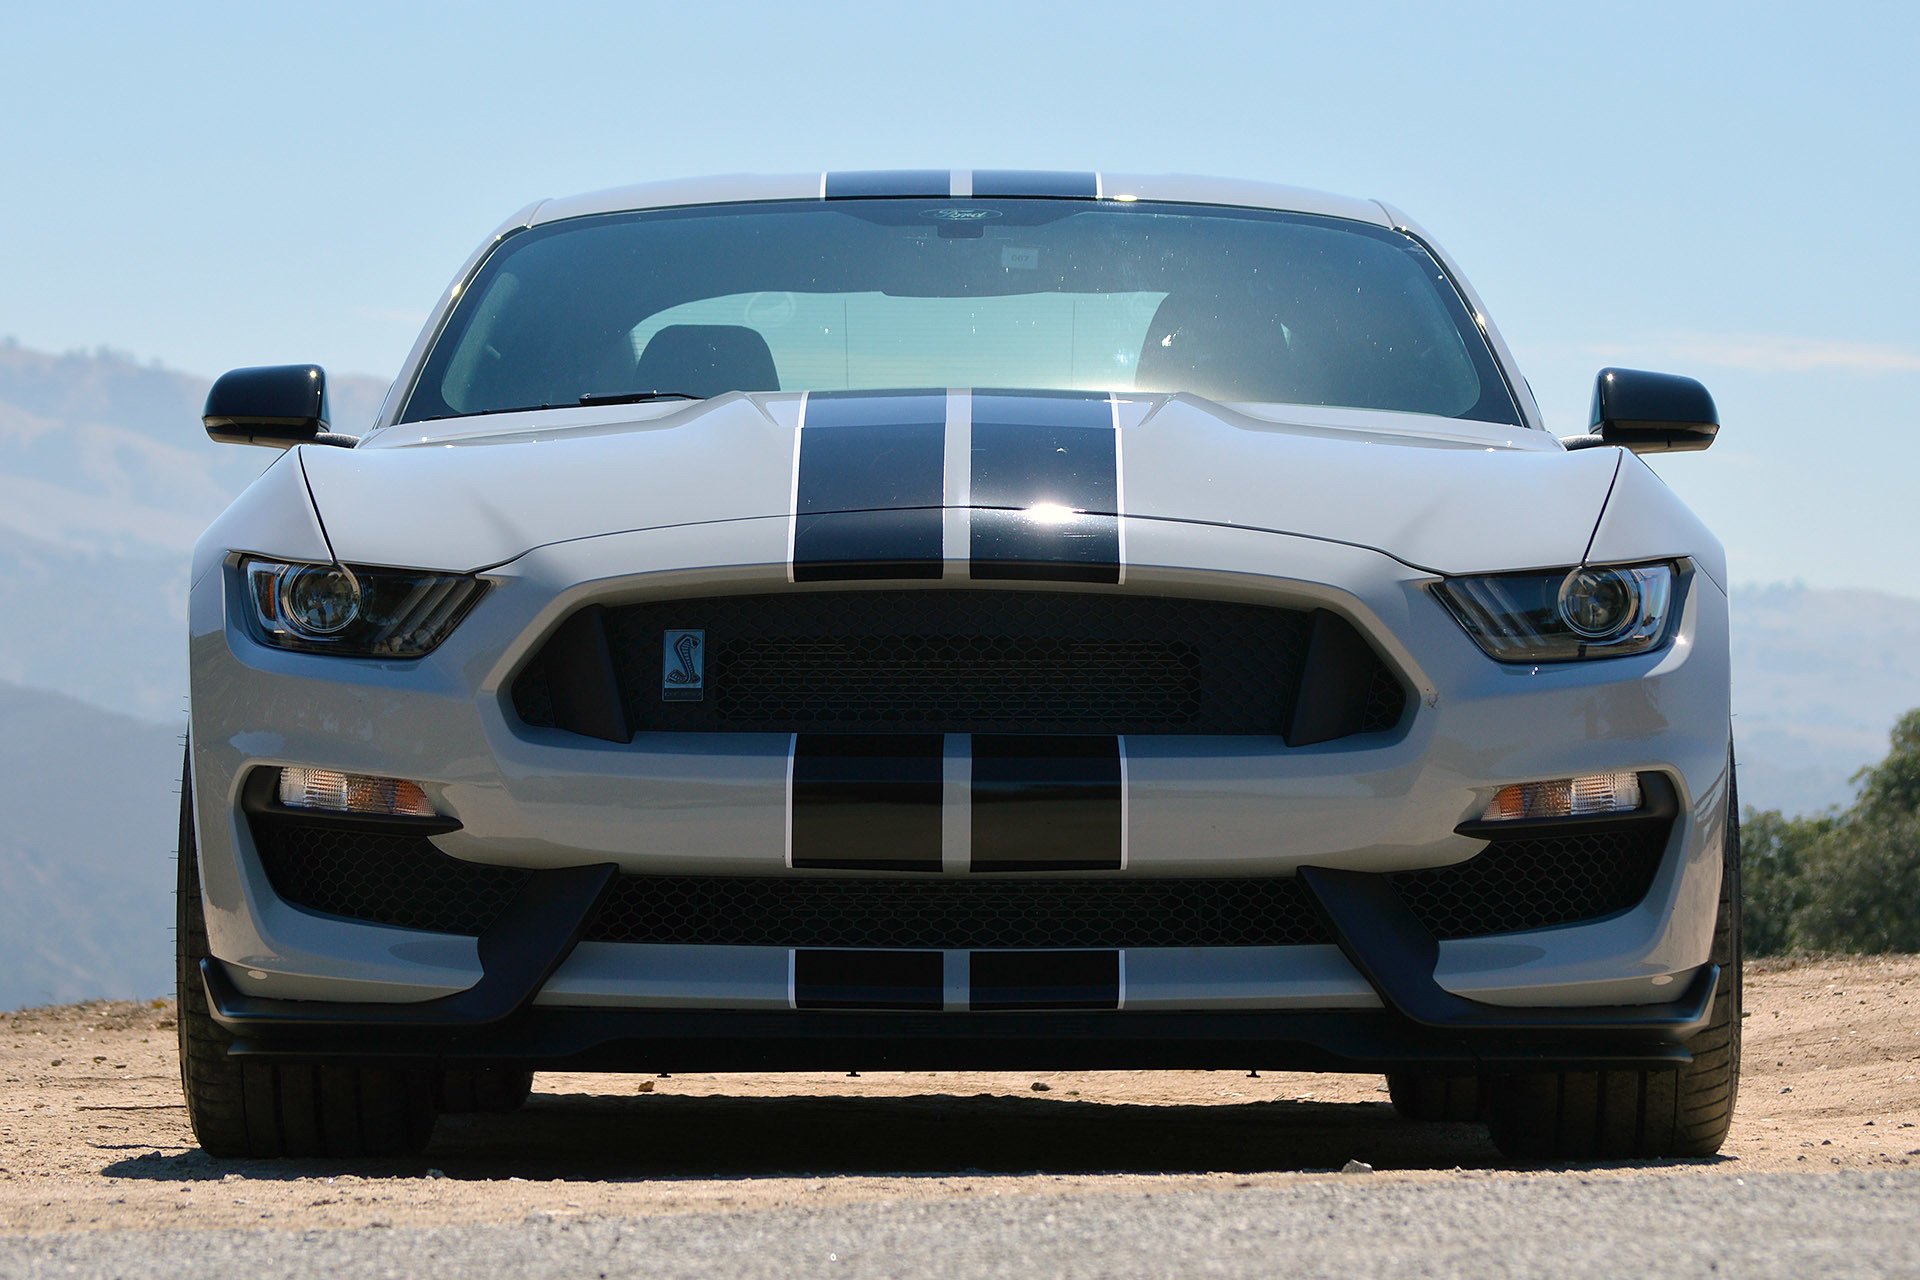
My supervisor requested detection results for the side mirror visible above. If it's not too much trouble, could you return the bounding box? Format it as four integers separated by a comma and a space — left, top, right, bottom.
1587, 367, 1718, 453
203, 365, 355, 448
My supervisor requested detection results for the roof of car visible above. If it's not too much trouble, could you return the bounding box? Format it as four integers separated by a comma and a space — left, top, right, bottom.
526, 171, 1394, 228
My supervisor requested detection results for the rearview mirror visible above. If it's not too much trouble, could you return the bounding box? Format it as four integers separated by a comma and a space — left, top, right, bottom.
1588, 367, 1718, 453
203, 365, 354, 448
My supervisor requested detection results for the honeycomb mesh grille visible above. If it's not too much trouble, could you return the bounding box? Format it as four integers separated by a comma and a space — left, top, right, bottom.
1363, 662, 1408, 735
514, 590, 1407, 737
254, 822, 530, 935
582, 874, 1331, 949
1395, 825, 1669, 940
253, 819, 1669, 946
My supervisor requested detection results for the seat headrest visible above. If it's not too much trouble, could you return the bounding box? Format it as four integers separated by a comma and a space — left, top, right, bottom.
1134, 294, 1299, 403
633, 324, 780, 398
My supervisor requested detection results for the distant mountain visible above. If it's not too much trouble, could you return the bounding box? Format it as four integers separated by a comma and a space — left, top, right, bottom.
0, 341, 385, 717
0, 680, 182, 1009
0, 341, 1914, 1005
1730, 583, 1920, 816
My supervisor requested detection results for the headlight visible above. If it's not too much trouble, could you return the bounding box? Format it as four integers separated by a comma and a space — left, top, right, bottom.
240, 558, 486, 657
1432, 562, 1678, 662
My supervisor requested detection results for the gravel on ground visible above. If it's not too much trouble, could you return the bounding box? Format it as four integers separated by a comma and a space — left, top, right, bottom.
0, 955, 1912, 1237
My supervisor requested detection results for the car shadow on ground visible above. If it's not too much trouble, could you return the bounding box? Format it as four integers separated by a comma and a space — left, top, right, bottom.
98, 1089, 1723, 1183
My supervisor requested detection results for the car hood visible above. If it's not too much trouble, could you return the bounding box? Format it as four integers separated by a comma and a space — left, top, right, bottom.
300, 391, 1618, 576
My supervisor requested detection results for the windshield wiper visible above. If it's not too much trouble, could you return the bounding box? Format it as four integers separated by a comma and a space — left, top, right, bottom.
420, 403, 563, 422
577, 391, 705, 406
418, 392, 706, 423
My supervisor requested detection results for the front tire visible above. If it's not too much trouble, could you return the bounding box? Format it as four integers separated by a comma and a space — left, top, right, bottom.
1483, 761, 1742, 1160
438, 1068, 535, 1114
176, 747, 439, 1158
1386, 1072, 1481, 1122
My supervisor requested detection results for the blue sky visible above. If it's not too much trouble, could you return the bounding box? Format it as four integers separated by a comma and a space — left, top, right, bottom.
4, 0, 1916, 591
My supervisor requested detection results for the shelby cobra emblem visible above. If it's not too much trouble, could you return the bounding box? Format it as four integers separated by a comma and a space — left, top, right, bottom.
661, 629, 704, 700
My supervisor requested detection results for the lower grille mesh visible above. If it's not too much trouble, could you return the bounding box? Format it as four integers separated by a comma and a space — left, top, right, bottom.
255, 824, 529, 937
252, 819, 1669, 947
582, 874, 1331, 949
1394, 825, 1671, 941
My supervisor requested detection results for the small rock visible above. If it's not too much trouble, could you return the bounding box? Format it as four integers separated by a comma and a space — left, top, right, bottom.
636, 1080, 654, 1093
1031, 1081, 1051, 1092
1341, 1159, 1374, 1175
1780, 1086, 1792, 1094
425, 1169, 447, 1180
49, 1059, 61, 1067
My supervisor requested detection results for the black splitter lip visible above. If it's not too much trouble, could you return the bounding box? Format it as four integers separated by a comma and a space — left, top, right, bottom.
203, 827, 1717, 1072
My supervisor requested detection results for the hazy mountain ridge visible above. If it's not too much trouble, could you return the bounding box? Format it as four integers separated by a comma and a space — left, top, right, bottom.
0, 341, 1914, 1005
1730, 583, 1920, 815
0, 679, 183, 1009
0, 339, 386, 556
0, 342, 386, 716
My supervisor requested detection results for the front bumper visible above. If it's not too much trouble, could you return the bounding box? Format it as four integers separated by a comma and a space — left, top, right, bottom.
202, 858, 1719, 1071
188, 517, 1733, 1029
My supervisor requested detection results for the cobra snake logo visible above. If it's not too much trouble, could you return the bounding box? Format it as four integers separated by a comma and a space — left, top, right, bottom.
666, 632, 703, 685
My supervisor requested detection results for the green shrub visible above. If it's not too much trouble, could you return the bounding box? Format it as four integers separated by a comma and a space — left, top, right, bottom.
1740, 707, 1920, 954
1789, 814, 1920, 953
1739, 807, 1830, 956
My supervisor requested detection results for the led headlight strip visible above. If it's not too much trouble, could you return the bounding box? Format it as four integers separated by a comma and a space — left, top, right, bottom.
1432, 562, 1678, 663
240, 558, 486, 657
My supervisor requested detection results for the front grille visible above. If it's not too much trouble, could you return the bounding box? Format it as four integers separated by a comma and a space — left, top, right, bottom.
254, 822, 530, 935
1395, 825, 1669, 940
581, 875, 1331, 949
512, 590, 1407, 739
253, 819, 1669, 948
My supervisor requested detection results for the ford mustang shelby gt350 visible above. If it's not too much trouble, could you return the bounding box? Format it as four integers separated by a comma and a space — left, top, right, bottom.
179, 170, 1738, 1159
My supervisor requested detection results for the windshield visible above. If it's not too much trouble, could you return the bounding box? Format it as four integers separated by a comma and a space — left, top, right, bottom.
400, 199, 1520, 425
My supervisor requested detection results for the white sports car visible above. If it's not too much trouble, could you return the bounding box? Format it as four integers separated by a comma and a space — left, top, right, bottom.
179, 170, 1738, 1160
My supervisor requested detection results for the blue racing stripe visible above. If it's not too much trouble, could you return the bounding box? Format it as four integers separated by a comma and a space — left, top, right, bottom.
794, 949, 944, 1010
968, 390, 1120, 583
970, 170, 1099, 199
790, 733, 945, 872
969, 949, 1120, 1010
824, 170, 950, 198
969, 734, 1124, 872
792, 391, 946, 581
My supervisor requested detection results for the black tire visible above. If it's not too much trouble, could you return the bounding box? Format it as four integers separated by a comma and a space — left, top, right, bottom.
1386, 1072, 1481, 1122
438, 1068, 535, 1114
176, 747, 439, 1158
1484, 759, 1743, 1161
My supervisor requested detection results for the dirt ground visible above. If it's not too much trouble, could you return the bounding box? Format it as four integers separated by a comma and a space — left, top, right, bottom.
1, 955, 1914, 1236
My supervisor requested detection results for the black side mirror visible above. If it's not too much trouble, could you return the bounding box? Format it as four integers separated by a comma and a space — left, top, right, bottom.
203, 365, 355, 448
1587, 367, 1718, 453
